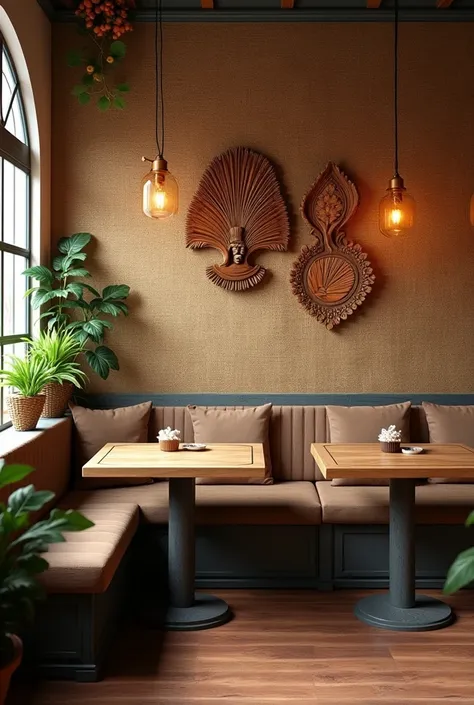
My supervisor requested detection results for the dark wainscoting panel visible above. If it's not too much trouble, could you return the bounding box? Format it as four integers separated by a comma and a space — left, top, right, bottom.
81, 393, 474, 409
333, 525, 473, 589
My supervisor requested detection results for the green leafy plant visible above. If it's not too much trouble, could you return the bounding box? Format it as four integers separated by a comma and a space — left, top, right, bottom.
0, 460, 94, 666
28, 330, 88, 388
68, 0, 134, 111
444, 510, 474, 594
0, 356, 53, 398
23, 233, 130, 380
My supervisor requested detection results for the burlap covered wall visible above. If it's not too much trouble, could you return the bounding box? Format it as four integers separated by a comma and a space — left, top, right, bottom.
51, 22, 474, 394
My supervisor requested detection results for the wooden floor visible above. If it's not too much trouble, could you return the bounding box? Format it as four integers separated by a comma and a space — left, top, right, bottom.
9, 589, 474, 705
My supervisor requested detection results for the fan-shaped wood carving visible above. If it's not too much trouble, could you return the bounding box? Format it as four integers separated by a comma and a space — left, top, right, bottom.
186, 147, 290, 291
290, 163, 375, 329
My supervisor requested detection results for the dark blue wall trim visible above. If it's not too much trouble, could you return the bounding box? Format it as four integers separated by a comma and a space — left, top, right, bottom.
80, 392, 474, 409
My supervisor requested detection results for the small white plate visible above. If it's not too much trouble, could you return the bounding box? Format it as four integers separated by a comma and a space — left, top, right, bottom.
182, 443, 207, 451
401, 446, 424, 455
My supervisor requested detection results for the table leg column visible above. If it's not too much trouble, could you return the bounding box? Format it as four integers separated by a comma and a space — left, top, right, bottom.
354, 477, 453, 631
164, 477, 232, 631
168, 478, 195, 608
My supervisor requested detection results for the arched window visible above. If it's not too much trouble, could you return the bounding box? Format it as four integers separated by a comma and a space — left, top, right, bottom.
0, 35, 30, 429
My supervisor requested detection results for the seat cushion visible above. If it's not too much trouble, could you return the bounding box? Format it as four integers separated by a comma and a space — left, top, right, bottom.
70, 401, 153, 490
72, 480, 321, 525
187, 404, 273, 485
422, 402, 474, 483
316, 480, 474, 525
39, 495, 139, 594
326, 402, 411, 486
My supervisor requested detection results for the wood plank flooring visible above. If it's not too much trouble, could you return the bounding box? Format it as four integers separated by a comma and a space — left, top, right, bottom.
8, 590, 474, 705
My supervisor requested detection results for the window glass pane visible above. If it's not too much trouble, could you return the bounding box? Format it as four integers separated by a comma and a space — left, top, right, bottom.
1, 160, 28, 248
2, 252, 28, 336
2, 48, 26, 145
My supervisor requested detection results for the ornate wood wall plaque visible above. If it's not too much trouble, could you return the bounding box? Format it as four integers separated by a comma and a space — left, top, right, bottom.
186, 147, 289, 291
290, 163, 375, 329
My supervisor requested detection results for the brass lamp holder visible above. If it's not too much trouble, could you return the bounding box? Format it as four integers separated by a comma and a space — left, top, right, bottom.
142, 156, 169, 173
387, 174, 406, 202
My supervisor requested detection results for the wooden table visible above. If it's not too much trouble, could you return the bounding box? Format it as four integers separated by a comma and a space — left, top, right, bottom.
83, 442, 266, 630
311, 442, 474, 632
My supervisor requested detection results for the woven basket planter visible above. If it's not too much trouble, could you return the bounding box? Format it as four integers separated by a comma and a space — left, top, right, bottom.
380, 441, 401, 454
6, 394, 45, 431
159, 439, 180, 452
41, 382, 74, 419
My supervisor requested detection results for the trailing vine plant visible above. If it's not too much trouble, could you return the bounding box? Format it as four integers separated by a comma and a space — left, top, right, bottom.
68, 0, 135, 111
23, 233, 130, 380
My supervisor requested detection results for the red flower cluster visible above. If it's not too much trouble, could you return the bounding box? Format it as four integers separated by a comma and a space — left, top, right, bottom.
75, 0, 135, 40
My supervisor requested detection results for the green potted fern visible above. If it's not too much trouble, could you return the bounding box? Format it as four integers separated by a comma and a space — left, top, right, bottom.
444, 510, 474, 594
29, 330, 87, 418
0, 460, 93, 704
0, 356, 53, 431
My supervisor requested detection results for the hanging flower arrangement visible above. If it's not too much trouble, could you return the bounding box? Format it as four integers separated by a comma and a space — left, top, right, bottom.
68, 0, 135, 111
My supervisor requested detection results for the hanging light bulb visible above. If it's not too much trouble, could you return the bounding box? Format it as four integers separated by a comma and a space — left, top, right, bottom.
379, 0, 415, 238
141, 0, 179, 220
142, 157, 179, 220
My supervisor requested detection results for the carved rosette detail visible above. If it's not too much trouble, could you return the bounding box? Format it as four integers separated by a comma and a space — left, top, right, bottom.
290, 163, 375, 329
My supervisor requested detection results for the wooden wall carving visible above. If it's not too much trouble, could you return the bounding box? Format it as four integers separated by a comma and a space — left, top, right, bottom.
290, 163, 375, 329
186, 147, 289, 291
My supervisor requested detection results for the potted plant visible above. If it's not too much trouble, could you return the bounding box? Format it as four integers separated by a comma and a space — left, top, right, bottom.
0, 460, 93, 703
444, 510, 474, 594
29, 330, 87, 418
378, 425, 402, 453
0, 356, 53, 431
158, 427, 181, 452
23, 233, 130, 381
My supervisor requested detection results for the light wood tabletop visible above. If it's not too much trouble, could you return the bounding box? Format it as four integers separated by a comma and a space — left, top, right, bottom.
311, 443, 474, 480
82, 442, 266, 479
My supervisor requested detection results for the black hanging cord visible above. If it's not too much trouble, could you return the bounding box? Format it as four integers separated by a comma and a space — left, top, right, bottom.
393, 0, 399, 177
155, 0, 165, 158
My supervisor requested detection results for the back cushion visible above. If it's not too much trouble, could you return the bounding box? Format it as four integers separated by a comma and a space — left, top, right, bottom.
187, 404, 273, 484
70, 401, 153, 489
423, 402, 474, 484
0, 417, 71, 520
326, 402, 411, 486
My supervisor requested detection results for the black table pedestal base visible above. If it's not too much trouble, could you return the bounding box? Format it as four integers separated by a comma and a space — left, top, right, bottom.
165, 593, 231, 631
355, 593, 453, 632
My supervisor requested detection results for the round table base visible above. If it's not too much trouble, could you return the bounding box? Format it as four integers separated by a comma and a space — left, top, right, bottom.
355, 594, 453, 632
164, 593, 232, 631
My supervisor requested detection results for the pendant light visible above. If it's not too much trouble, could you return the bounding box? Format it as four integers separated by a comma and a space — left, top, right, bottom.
379, 0, 415, 238
141, 0, 178, 220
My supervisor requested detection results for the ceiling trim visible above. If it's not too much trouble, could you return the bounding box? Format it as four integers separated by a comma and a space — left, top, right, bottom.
37, 0, 56, 20
47, 8, 474, 23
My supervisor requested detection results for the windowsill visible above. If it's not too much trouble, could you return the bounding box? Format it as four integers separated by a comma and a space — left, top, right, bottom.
0, 418, 69, 456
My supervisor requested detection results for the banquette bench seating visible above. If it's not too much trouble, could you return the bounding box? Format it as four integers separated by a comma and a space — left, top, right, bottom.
1, 401, 473, 681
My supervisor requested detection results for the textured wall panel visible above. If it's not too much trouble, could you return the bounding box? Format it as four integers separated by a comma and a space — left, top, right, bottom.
51, 23, 474, 394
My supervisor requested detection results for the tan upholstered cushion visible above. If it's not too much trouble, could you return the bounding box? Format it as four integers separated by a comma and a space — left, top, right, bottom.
316, 480, 474, 525
70, 401, 153, 489
0, 418, 72, 520
326, 402, 411, 486
187, 404, 273, 484
73, 480, 321, 525
422, 402, 474, 483
40, 496, 139, 594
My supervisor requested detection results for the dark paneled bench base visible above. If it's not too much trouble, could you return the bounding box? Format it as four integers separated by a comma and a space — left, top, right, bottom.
23, 547, 132, 682
328, 524, 473, 589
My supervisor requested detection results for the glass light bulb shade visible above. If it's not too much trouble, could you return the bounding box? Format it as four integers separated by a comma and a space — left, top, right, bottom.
379, 187, 415, 238
470, 192, 474, 226
142, 164, 179, 220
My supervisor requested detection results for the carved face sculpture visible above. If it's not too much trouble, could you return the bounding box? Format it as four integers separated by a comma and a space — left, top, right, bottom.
230, 241, 246, 265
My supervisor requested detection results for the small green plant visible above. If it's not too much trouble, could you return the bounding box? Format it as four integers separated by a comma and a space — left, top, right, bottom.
0, 460, 94, 666
23, 233, 130, 380
444, 510, 474, 594
28, 330, 87, 388
0, 356, 53, 398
